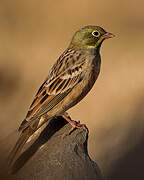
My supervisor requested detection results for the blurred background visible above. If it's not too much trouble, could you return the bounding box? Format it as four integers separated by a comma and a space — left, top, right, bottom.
0, 0, 144, 179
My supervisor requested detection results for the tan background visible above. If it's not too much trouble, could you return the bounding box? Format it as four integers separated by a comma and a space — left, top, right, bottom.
0, 0, 144, 179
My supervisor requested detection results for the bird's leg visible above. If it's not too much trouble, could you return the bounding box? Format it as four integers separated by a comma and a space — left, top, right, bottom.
62, 114, 87, 136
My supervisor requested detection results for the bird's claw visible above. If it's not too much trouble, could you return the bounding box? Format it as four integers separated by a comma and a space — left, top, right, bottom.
61, 120, 87, 138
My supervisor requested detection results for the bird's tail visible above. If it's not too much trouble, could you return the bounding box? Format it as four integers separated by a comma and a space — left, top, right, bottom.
8, 127, 34, 168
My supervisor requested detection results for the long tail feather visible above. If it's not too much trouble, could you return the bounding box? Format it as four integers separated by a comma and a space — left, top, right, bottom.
8, 127, 33, 168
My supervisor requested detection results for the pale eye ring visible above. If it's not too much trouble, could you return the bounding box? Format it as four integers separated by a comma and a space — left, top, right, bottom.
92, 31, 100, 37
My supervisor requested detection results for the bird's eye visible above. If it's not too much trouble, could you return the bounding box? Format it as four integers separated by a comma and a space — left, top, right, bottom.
92, 31, 100, 37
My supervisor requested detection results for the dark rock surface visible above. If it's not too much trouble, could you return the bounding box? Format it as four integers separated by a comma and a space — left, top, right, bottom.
7, 116, 104, 180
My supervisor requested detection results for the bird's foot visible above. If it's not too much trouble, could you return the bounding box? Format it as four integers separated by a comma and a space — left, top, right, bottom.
62, 120, 87, 138
60, 114, 87, 138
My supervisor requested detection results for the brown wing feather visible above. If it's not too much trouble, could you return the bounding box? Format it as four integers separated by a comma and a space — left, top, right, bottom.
19, 48, 87, 131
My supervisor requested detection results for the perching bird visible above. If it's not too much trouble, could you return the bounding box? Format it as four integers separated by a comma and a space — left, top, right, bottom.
8, 25, 114, 167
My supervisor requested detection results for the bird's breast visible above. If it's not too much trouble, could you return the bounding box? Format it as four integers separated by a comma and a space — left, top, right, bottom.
82, 55, 101, 96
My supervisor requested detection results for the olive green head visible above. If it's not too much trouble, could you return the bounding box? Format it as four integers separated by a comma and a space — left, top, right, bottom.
70, 25, 114, 50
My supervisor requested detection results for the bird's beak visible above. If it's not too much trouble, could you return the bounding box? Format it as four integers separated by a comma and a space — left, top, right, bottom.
103, 32, 115, 39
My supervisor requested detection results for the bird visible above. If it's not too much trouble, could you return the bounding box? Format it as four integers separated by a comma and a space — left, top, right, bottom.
8, 25, 114, 167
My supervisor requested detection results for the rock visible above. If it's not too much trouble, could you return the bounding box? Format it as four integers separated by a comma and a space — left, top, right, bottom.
9, 116, 104, 180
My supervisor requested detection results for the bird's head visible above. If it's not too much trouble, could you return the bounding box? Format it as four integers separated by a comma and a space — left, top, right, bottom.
70, 25, 115, 50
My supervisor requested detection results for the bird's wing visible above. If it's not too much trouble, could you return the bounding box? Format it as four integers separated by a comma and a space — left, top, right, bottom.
19, 49, 88, 131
